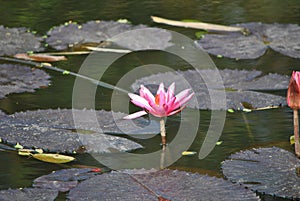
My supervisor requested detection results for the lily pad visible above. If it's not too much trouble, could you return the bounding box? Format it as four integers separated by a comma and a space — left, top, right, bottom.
46, 20, 173, 51
222, 147, 300, 200
131, 69, 288, 110
0, 64, 51, 99
67, 169, 260, 201
0, 188, 58, 201
0, 25, 44, 56
0, 109, 160, 153
33, 168, 98, 192
196, 22, 300, 59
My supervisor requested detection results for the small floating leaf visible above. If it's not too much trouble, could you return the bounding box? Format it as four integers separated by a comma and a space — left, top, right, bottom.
32, 153, 75, 164
242, 108, 252, 112
195, 31, 207, 39
216, 141, 223, 145
35, 148, 43, 154
182, 151, 197, 156
62, 70, 70, 75
227, 109, 234, 113
289, 135, 298, 145
14, 143, 23, 149
18, 149, 34, 156
41, 62, 52, 67
217, 54, 223, 58
117, 19, 131, 24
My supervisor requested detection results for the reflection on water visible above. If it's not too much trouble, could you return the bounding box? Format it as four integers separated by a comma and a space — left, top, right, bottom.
0, 1, 299, 200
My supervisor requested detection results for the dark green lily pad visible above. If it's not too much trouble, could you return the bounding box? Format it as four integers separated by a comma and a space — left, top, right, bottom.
67, 169, 260, 201
196, 22, 300, 59
131, 69, 288, 110
0, 188, 58, 201
222, 147, 300, 200
0, 25, 44, 56
46, 20, 172, 51
0, 109, 160, 153
33, 168, 98, 192
0, 64, 51, 99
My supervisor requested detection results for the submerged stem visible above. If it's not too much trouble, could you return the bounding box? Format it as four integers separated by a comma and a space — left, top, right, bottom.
160, 118, 166, 150
293, 109, 300, 157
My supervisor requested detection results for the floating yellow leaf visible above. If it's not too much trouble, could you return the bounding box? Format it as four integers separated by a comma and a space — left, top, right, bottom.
62, 70, 70, 75
32, 153, 75, 164
227, 109, 234, 113
182, 151, 197, 156
41, 62, 52, 67
216, 141, 223, 145
290, 135, 295, 145
35, 148, 43, 154
117, 19, 131, 24
14, 143, 23, 149
18, 149, 34, 156
242, 108, 252, 112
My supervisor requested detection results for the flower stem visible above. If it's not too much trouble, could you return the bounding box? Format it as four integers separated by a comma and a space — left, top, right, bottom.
160, 118, 166, 150
293, 109, 300, 157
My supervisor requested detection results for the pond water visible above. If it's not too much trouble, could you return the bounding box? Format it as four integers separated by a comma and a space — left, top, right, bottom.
0, 0, 300, 200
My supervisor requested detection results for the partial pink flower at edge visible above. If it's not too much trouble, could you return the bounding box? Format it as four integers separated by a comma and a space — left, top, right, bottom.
287, 71, 300, 109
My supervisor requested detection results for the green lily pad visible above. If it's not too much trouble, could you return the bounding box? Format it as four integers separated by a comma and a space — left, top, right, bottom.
0, 188, 58, 201
0, 109, 160, 153
132, 69, 288, 110
0, 25, 44, 56
67, 169, 259, 201
0, 64, 51, 99
196, 22, 300, 59
46, 20, 173, 51
33, 168, 99, 192
222, 147, 300, 200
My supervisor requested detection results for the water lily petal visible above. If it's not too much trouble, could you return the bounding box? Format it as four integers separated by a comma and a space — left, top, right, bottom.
166, 82, 175, 102
177, 92, 195, 106
128, 93, 152, 110
148, 103, 167, 117
165, 97, 177, 113
140, 85, 155, 104
156, 83, 165, 95
167, 106, 185, 116
123, 110, 148, 119
173, 89, 194, 108
156, 83, 166, 106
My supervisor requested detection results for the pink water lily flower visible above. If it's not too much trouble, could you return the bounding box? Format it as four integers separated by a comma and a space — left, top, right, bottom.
124, 82, 194, 119
287, 71, 300, 158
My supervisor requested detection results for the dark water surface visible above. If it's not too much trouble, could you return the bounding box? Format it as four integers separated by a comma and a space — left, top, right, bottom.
0, 1, 300, 200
